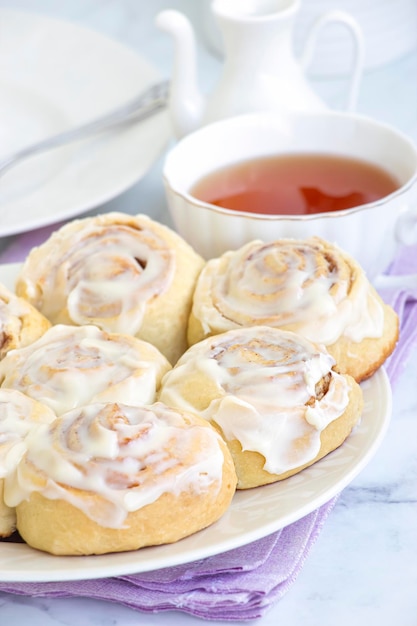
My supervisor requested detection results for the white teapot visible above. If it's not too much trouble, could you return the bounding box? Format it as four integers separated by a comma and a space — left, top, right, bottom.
156, 0, 365, 139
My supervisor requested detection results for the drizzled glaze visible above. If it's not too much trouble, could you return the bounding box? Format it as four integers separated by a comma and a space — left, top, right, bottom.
0, 296, 25, 356
0, 290, 28, 326
0, 284, 50, 358
159, 326, 351, 474
0, 324, 171, 415
0, 390, 55, 478
7, 402, 226, 528
17, 213, 176, 334
191, 237, 384, 345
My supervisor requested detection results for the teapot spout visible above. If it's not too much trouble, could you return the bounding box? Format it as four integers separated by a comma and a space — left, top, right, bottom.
156, 10, 205, 138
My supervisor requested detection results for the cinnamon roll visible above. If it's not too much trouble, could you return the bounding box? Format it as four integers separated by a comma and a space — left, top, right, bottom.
188, 237, 398, 382
0, 389, 55, 537
159, 326, 364, 489
10, 402, 237, 555
0, 324, 171, 415
0, 282, 51, 360
15, 212, 205, 364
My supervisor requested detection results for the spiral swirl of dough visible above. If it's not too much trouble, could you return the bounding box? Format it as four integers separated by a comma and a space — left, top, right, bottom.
160, 326, 357, 478
9, 402, 230, 529
16, 212, 205, 364
0, 324, 171, 415
15, 213, 176, 335
189, 237, 384, 347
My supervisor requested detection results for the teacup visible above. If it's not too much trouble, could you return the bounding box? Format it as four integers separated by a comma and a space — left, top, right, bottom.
162, 111, 417, 282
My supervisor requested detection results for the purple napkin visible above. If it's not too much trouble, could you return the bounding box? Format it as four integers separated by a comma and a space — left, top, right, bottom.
0, 222, 67, 264
0, 506, 335, 621
0, 231, 416, 621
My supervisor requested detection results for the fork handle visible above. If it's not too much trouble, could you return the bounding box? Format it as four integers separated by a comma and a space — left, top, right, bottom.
0, 80, 170, 176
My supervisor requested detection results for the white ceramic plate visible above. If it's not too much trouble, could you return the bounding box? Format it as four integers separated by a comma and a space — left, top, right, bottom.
0, 262, 392, 582
0, 9, 172, 237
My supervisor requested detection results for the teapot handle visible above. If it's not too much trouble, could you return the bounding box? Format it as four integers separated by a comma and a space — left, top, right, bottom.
300, 10, 365, 112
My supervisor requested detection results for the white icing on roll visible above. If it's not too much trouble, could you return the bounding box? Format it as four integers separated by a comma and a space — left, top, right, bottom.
0, 390, 55, 477
7, 402, 225, 528
18, 213, 176, 334
160, 326, 351, 474
0, 285, 47, 354
192, 237, 384, 344
0, 324, 170, 415
0, 292, 30, 322
0, 299, 24, 350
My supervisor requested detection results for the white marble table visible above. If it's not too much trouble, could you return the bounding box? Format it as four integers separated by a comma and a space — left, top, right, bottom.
0, 1, 416, 624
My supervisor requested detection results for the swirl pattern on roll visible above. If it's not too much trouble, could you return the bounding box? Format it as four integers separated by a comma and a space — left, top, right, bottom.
160, 326, 355, 476
189, 237, 384, 346
0, 324, 171, 415
15, 212, 205, 364
9, 402, 229, 529
16, 213, 176, 334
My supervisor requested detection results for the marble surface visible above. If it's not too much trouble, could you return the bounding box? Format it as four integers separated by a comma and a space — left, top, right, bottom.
0, 1, 417, 624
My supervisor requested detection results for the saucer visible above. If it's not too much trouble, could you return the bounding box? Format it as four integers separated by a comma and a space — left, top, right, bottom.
0, 9, 172, 237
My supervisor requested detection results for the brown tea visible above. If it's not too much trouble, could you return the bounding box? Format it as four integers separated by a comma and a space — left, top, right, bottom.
190, 153, 400, 215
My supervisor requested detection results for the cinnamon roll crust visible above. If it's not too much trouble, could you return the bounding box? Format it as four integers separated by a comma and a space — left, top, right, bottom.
15, 213, 205, 364
0, 283, 51, 361
0, 324, 172, 415
327, 303, 399, 381
16, 468, 235, 556
0, 389, 56, 537
159, 326, 364, 489
222, 375, 363, 489
187, 237, 399, 382
12, 402, 237, 555
0, 480, 15, 538
160, 370, 363, 489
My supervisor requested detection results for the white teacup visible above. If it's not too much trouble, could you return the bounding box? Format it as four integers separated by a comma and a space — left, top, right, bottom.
162, 111, 417, 283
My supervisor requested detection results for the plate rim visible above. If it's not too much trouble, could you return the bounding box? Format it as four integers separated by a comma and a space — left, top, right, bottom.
0, 262, 392, 582
0, 372, 391, 583
0, 8, 171, 237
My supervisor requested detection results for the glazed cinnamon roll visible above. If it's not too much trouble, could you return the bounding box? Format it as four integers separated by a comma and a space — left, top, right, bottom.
159, 326, 364, 489
15, 212, 205, 364
188, 237, 398, 382
0, 324, 171, 415
0, 389, 55, 537
0, 282, 51, 360
10, 402, 237, 555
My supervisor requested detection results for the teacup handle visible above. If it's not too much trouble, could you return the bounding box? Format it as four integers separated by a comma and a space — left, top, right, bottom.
395, 201, 417, 248
373, 199, 417, 292
374, 273, 417, 291
300, 10, 365, 112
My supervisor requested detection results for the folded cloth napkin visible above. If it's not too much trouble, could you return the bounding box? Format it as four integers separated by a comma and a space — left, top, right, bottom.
0, 229, 416, 621
0, 222, 66, 264
0, 505, 335, 621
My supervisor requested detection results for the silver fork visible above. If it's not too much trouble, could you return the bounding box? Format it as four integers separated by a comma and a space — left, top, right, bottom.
0, 79, 170, 178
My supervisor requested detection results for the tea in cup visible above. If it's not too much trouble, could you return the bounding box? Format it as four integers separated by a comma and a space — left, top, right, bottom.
162, 110, 417, 281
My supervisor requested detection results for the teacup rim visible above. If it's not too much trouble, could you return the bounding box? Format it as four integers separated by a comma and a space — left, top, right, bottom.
163, 109, 417, 222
